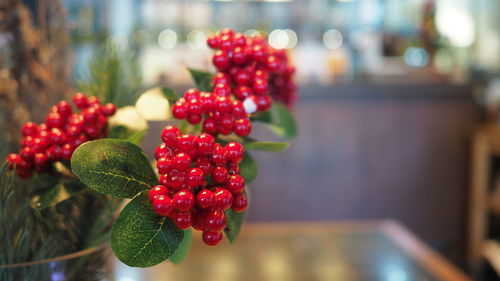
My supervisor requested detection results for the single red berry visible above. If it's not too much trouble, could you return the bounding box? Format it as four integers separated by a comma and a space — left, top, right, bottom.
46, 112, 65, 129
17, 158, 33, 171
159, 174, 168, 186
196, 189, 214, 209
187, 168, 204, 188
205, 208, 227, 232
21, 122, 38, 137
217, 123, 232, 135
21, 136, 34, 148
173, 211, 192, 229
228, 161, 241, 175
73, 134, 88, 147
157, 157, 173, 174
61, 143, 74, 160
233, 118, 252, 137
226, 175, 245, 194
87, 96, 100, 105
84, 125, 101, 139
66, 125, 82, 137
149, 185, 169, 202
233, 33, 247, 47
50, 128, 66, 144
46, 145, 63, 161
167, 170, 186, 190
215, 96, 231, 114
211, 144, 229, 165
231, 100, 246, 118
6, 153, 20, 169
251, 45, 267, 62
266, 55, 281, 72
33, 153, 49, 172
213, 72, 231, 85
31, 137, 48, 153
161, 125, 181, 147
213, 188, 233, 210
219, 28, 235, 37
214, 83, 231, 97
188, 98, 202, 115
202, 230, 223, 246
20, 147, 35, 162
195, 133, 215, 155
234, 85, 253, 100
253, 79, 268, 95
101, 103, 117, 116
235, 70, 252, 85
56, 101, 73, 117
184, 88, 200, 101
232, 46, 248, 64
257, 95, 272, 111
200, 92, 216, 113
155, 143, 171, 160
202, 118, 218, 135
219, 114, 234, 131
187, 113, 202, 124
195, 158, 212, 175
173, 190, 195, 211
212, 166, 229, 184
232, 193, 248, 212
254, 70, 269, 80
207, 35, 220, 49
172, 100, 189, 119
153, 195, 174, 216
213, 50, 230, 70
176, 134, 196, 153
219, 34, 233, 50
73, 93, 88, 109
226, 142, 244, 163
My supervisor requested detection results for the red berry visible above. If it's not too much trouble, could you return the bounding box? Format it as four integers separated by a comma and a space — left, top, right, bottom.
213, 83, 231, 97
228, 162, 241, 175
232, 46, 248, 64
149, 185, 169, 202
207, 35, 219, 49
46, 112, 65, 129
231, 100, 246, 118
233, 118, 252, 137
84, 125, 101, 139
219, 35, 233, 50
87, 96, 100, 105
21, 122, 38, 137
251, 45, 267, 62
46, 145, 63, 161
101, 103, 117, 116
192, 210, 207, 231
215, 96, 231, 113
33, 153, 49, 172
205, 208, 227, 231
188, 98, 202, 115
153, 195, 174, 216
173, 190, 195, 211
155, 143, 171, 160
235, 70, 252, 85
31, 137, 48, 153
213, 72, 231, 85
50, 128, 66, 144
21, 136, 34, 147
17, 169, 33, 179
167, 170, 186, 190
202, 118, 218, 135
56, 101, 73, 117
6, 153, 20, 169
157, 157, 173, 174
253, 79, 268, 95
233, 33, 246, 47
266, 55, 281, 72
257, 95, 272, 111
176, 134, 196, 153
66, 125, 82, 137
159, 174, 168, 186
226, 142, 244, 163
187, 168, 204, 188
161, 125, 181, 147
73, 93, 88, 109
184, 88, 200, 101
20, 147, 35, 162
195, 133, 215, 155
234, 85, 253, 100
254, 70, 269, 80
82, 107, 99, 123
219, 28, 235, 37
213, 188, 233, 210
200, 92, 216, 113
196, 189, 214, 209
213, 50, 230, 70
212, 166, 229, 184
232, 193, 248, 212
17, 158, 33, 171
172, 100, 188, 119
227, 175, 245, 194
202, 230, 223, 246
173, 211, 192, 229
61, 143, 74, 160
211, 144, 229, 165
195, 158, 212, 175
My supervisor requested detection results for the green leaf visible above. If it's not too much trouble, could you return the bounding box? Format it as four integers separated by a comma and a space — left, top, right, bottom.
169, 228, 192, 264
244, 141, 289, 152
252, 103, 297, 139
187, 68, 213, 92
224, 207, 247, 244
108, 125, 131, 139
239, 152, 258, 183
71, 139, 157, 198
161, 87, 180, 105
30, 181, 86, 210
111, 192, 184, 267
127, 128, 148, 145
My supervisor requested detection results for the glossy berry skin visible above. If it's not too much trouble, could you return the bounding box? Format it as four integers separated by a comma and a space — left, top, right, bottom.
6, 153, 20, 169
176, 134, 196, 153
173, 191, 195, 211
205, 208, 227, 232
202, 230, 223, 246
211, 144, 229, 165
227, 175, 245, 194
173, 212, 192, 229
155, 143, 171, 160
232, 193, 248, 213
161, 125, 181, 147
187, 168, 204, 188
226, 142, 244, 163
172, 153, 192, 171
233, 118, 252, 137
195, 158, 212, 175
207, 35, 219, 49
56, 101, 73, 117
33, 153, 49, 172
213, 188, 233, 210
149, 185, 169, 203
166, 170, 186, 190
101, 103, 117, 116
22, 122, 38, 137
212, 166, 229, 184
72, 93, 88, 109
20, 147, 35, 162
196, 189, 214, 209
172, 101, 189, 119
195, 133, 215, 155
213, 50, 230, 70
153, 195, 174, 216
46, 113, 65, 129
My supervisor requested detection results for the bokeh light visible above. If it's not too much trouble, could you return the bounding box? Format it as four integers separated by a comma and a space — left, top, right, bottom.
187, 30, 208, 50
323, 29, 343, 50
404, 47, 429, 68
157, 29, 177, 49
436, 10, 475, 48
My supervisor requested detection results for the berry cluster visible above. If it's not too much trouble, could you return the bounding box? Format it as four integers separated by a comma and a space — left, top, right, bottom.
207, 28, 297, 109
172, 88, 252, 137
149, 125, 248, 246
6, 93, 117, 179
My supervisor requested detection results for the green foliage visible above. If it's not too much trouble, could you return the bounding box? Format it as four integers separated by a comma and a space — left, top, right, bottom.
224, 207, 247, 244
169, 229, 193, 264
71, 139, 158, 198
244, 140, 289, 152
161, 87, 180, 105
252, 102, 298, 139
30, 180, 86, 210
127, 129, 148, 145
240, 152, 258, 183
77, 42, 142, 107
111, 192, 183, 267
187, 68, 213, 92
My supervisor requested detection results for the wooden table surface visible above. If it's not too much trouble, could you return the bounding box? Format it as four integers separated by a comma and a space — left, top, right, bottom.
113, 220, 474, 281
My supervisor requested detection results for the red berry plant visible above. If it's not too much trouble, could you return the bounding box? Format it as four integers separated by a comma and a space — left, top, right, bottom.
70, 28, 298, 268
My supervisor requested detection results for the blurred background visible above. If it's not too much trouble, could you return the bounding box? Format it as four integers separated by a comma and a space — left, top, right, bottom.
5, 0, 500, 280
